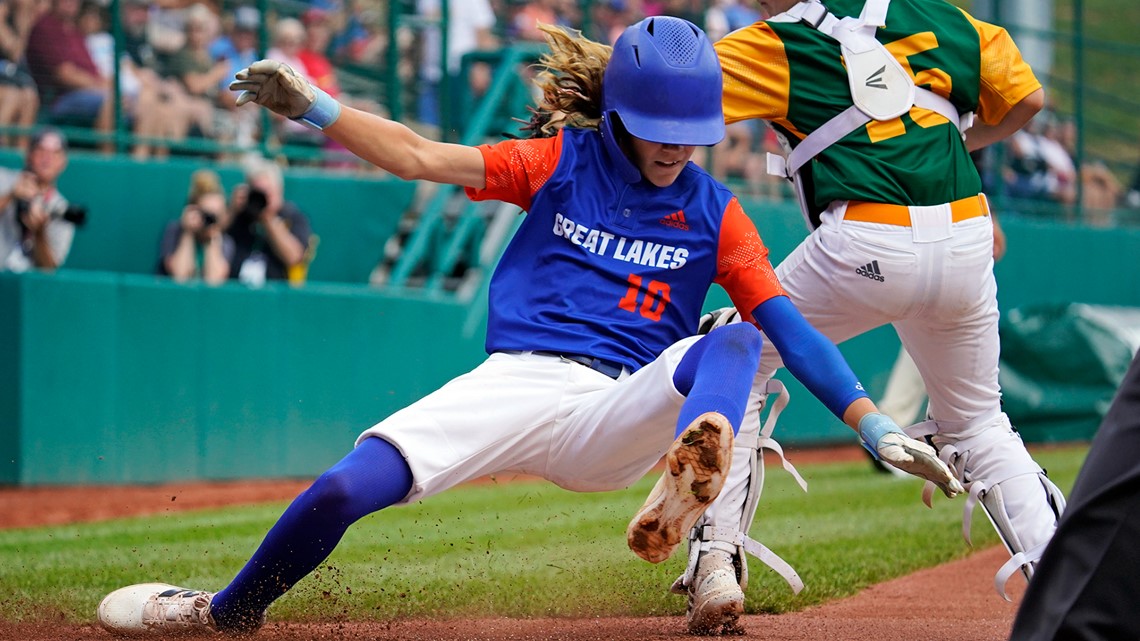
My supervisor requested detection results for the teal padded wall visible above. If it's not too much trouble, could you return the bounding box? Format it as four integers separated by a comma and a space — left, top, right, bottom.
2, 272, 487, 485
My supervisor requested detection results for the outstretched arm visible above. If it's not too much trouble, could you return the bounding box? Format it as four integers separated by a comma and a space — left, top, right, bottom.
325, 107, 486, 187
230, 60, 486, 188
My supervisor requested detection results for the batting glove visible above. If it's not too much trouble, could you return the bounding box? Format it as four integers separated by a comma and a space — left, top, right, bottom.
229, 60, 341, 130
859, 413, 964, 499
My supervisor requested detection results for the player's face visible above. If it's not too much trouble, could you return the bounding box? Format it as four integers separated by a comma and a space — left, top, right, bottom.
629, 137, 695, 187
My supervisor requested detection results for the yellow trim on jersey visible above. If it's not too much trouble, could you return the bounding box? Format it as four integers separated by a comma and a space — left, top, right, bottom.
716, 23, 804, 141
958, 8, 1042, 126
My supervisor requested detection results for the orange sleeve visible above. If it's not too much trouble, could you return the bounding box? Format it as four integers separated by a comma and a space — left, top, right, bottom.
959, 9, 1042, 126
715, 197, 784, 320
464, 130, 564, 210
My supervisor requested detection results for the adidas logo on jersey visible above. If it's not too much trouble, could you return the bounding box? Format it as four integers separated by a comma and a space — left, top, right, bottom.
658, 210, 689, 231
856, 260, 884, 282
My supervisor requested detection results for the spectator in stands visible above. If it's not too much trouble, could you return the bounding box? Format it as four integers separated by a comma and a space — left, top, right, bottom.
266, 16, 306, 76
704, 0, 759, 41
298, 9, 338, 96
121, 0, 202, 156
586, 0, 632, 45
225, 156, 312, 287
1004, 112, 1076, 205
707, 119, 770, 197
0, 127, 79, 272
0, 0, 44, 150
26, 0, 115, 141
120, 0, 160, 70
1052, 117, 1122, 226
78, 0, 182, 159
655, 0, 704, 25
508, 0, 564, 42
146, 0, 222, 70
414, 0, 497, 129
211, 6, 260, 150
161, 3, 230, 141
158, 168, 233, 284
330, 0, 385, 66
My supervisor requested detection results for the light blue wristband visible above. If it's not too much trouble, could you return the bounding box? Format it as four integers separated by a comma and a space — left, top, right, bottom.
293, 86, 342, 131
858, 412, 901, 460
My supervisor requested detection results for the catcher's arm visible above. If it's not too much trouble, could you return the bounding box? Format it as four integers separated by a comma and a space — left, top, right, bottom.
229, 60, 485, 188
965, 87, 1044, 152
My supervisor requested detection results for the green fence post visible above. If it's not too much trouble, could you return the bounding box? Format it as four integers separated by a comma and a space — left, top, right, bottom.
1072, 0, 1086, 224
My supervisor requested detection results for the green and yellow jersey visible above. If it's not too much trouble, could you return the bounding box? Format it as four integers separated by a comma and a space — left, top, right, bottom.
715, 0, 1040, 211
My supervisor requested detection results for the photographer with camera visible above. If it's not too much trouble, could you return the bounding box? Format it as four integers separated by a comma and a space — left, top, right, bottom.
0, 127, 82, 272
158, 168, 234, 285
226, 156, 311, 287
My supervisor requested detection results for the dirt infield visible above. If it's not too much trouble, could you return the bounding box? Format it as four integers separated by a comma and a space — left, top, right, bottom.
0, 445, 1025, 641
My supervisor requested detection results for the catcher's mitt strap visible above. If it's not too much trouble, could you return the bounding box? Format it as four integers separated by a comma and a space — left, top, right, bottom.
699, 525, 805, 594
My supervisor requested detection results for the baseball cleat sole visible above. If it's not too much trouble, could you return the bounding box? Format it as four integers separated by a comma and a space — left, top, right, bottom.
627, 412, 734, 564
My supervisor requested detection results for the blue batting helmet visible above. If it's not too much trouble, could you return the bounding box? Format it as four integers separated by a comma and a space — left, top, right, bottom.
601, 16, 725, 147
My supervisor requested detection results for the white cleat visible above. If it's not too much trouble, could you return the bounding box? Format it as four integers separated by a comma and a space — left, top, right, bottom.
684, 550, 745, 636
97, 583, 218, 635
628, 412, 734, 564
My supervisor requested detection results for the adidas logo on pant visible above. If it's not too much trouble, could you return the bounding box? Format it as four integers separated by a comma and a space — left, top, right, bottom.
856, 260, 884, 282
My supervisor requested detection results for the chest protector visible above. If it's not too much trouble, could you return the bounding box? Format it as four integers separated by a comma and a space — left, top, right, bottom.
766, 0, 975, 230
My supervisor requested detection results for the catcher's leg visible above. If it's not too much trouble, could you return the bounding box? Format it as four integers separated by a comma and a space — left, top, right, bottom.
908, 412, 1065, 599
671, 380, 806, 636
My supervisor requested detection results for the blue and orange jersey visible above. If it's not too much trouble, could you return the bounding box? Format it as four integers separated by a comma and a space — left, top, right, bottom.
465, 127, 784, 372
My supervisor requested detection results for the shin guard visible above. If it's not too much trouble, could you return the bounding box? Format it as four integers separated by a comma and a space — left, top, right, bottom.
906, 413, 1065, 599
672, 380, 806, 597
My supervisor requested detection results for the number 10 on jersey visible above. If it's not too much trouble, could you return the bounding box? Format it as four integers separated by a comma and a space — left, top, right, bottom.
619, 273, 671, 322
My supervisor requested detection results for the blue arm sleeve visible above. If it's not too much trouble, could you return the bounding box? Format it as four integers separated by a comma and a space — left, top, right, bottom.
750, 296, 868, 420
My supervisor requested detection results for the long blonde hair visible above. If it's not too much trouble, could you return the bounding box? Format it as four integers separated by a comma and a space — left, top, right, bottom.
520, 23, 611, 138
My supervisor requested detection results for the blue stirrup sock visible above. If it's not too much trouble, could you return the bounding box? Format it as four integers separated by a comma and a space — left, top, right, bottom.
672, 323, 762, 438
210, 437, 413, 630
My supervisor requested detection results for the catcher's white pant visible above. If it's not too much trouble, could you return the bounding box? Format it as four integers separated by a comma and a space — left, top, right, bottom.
357, 338, 699, 504
700, 200, 1060, 593
877, 346, 927, 427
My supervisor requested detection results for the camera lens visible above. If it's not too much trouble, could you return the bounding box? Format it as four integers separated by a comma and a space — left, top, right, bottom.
244, 188, 267, 217
58, 204, 87, 226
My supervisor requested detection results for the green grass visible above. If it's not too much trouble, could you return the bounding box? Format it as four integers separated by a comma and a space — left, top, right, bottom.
0, 444, 1088, 625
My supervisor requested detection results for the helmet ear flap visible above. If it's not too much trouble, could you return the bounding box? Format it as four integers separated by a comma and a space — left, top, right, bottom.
600, 111, 642, 184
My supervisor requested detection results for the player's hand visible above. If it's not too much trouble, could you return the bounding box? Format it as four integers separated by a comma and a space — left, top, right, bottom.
229, 60, 316, 119
859, 413, 964, 499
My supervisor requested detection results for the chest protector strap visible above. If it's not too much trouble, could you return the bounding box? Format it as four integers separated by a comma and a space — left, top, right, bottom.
766, 0, 976, 229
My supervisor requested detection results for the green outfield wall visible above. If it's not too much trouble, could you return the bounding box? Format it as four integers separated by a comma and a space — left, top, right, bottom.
2, 153, 1139, 485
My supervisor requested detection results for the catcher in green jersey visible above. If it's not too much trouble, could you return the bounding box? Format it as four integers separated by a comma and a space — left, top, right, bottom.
670, 0, 1067, 634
